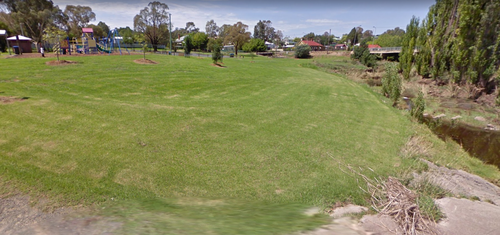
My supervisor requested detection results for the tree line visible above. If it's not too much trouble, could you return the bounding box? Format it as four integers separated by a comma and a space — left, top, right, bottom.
399, 0, 500, 96
0, 0, 290, 54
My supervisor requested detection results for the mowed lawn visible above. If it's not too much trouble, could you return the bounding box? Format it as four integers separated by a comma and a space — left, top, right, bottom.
0, 54, 412, 234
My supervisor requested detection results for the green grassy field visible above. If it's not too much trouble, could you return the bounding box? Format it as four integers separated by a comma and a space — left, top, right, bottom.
1, 54, 496, 234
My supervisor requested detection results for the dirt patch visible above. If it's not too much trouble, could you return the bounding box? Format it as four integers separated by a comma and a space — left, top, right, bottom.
46, 60, 79, 66
0, 195, 121, 235
134, 58, 158, 64
0, 96, 28, 104
211, 63, 226, 68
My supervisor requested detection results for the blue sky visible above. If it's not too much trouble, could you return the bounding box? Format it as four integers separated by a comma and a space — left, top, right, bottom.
52, 0, 435, 38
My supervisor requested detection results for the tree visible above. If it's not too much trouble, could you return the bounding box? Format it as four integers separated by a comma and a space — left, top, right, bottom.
191, 32, 208, 51
1, 0, 66, 45
205, 19, 218, 38
381, 63, 402, 106
303, 32, 315, 41
122, 30, 134, 44
253, 20, 274, 41
362, 30, 374, 39
295, 44, 311, 58
373, 30, 404, 47
207, 38, 222, 52
242, 38, 266, 52
64, 5, 95, 36
97, 21, 110, 35
185, 22, 198, 33
212, 43, 222, 65
346, 27, 363, 46
183, 34, 193, 54
87, 24, 104, 38
274, 30, 283, 50
42, 25, 66, 61
134, 1, 169, 52
0, 20, 11, 52
351, 39, 377, 69
218, 24, 231, 41
399, 16, 419, 80
411, 0, 500, 92
224, 22, 250, 56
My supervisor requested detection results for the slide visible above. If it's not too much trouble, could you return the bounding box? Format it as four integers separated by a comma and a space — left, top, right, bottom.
96, 43, 112, 53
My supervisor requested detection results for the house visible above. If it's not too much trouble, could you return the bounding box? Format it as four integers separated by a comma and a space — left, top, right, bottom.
299, 40, 324, 51
334, 44, 347, 50
368, 44, 381, 50
175, 35, 186, 48
265, 41, 275, 50
7, 35, 33, 53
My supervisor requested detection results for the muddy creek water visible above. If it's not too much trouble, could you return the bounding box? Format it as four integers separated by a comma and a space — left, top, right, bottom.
423, 117, 500, 168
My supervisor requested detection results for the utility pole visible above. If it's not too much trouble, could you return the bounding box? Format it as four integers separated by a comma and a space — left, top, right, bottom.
169, 13, 172, 55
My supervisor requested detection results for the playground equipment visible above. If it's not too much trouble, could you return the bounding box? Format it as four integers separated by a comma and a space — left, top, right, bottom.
58, 28, 129, 55
98, 28, 129, 55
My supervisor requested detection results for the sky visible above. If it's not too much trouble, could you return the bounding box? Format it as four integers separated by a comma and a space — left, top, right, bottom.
51, 0, 436, 39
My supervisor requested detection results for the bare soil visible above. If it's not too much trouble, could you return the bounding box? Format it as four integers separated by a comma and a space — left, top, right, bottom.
0, 96, 27, 104
45, 60, 79, 66
133, 58, 158, 64
0, 195, 121, 235
211, 63, 226, 68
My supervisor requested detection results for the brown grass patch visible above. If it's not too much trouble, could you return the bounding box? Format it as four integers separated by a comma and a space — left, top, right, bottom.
0, 96, 27, 104
46, 60, 79, 66
133, 58, 158, 64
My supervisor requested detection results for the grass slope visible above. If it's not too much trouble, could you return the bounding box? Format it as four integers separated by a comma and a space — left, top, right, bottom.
1, 54, 413, 234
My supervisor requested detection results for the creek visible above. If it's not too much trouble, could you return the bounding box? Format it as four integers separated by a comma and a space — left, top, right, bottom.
423, 117, 500, 169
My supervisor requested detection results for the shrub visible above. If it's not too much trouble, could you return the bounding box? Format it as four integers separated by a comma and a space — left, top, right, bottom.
411, 92, 425, 122
294, 44, 311, 58
382, 63, 402, 106
242, 38, 267, 52
352, 43, 377, 69
183, 35, 193, 55
212, 44, 223, 64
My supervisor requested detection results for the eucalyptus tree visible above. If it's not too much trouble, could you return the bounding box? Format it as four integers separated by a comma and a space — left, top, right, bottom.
64, 5, 95, 36
205, 19, 219, 38
0, 0, 66, 44
224, 22, 251, 56
134, 1, 169, 52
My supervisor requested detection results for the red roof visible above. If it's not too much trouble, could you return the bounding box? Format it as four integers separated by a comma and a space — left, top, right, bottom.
82, 28, 94, 33
301, 40, 323, 47
368, 44, 381, 49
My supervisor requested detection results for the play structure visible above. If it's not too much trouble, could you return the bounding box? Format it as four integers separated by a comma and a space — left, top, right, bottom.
60, 28, 129, 55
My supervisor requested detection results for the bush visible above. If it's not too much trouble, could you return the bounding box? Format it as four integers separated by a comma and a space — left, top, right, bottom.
212, 44, 223, 64
295, 44, 311, 58
411, 92, 425, 122
242, 38, 266, 52
352, 44, 377, 69
382, 63, 402, 106
183, 35, 193, 55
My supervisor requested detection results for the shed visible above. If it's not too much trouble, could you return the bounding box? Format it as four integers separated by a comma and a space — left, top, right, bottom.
7, 35, 33, 53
